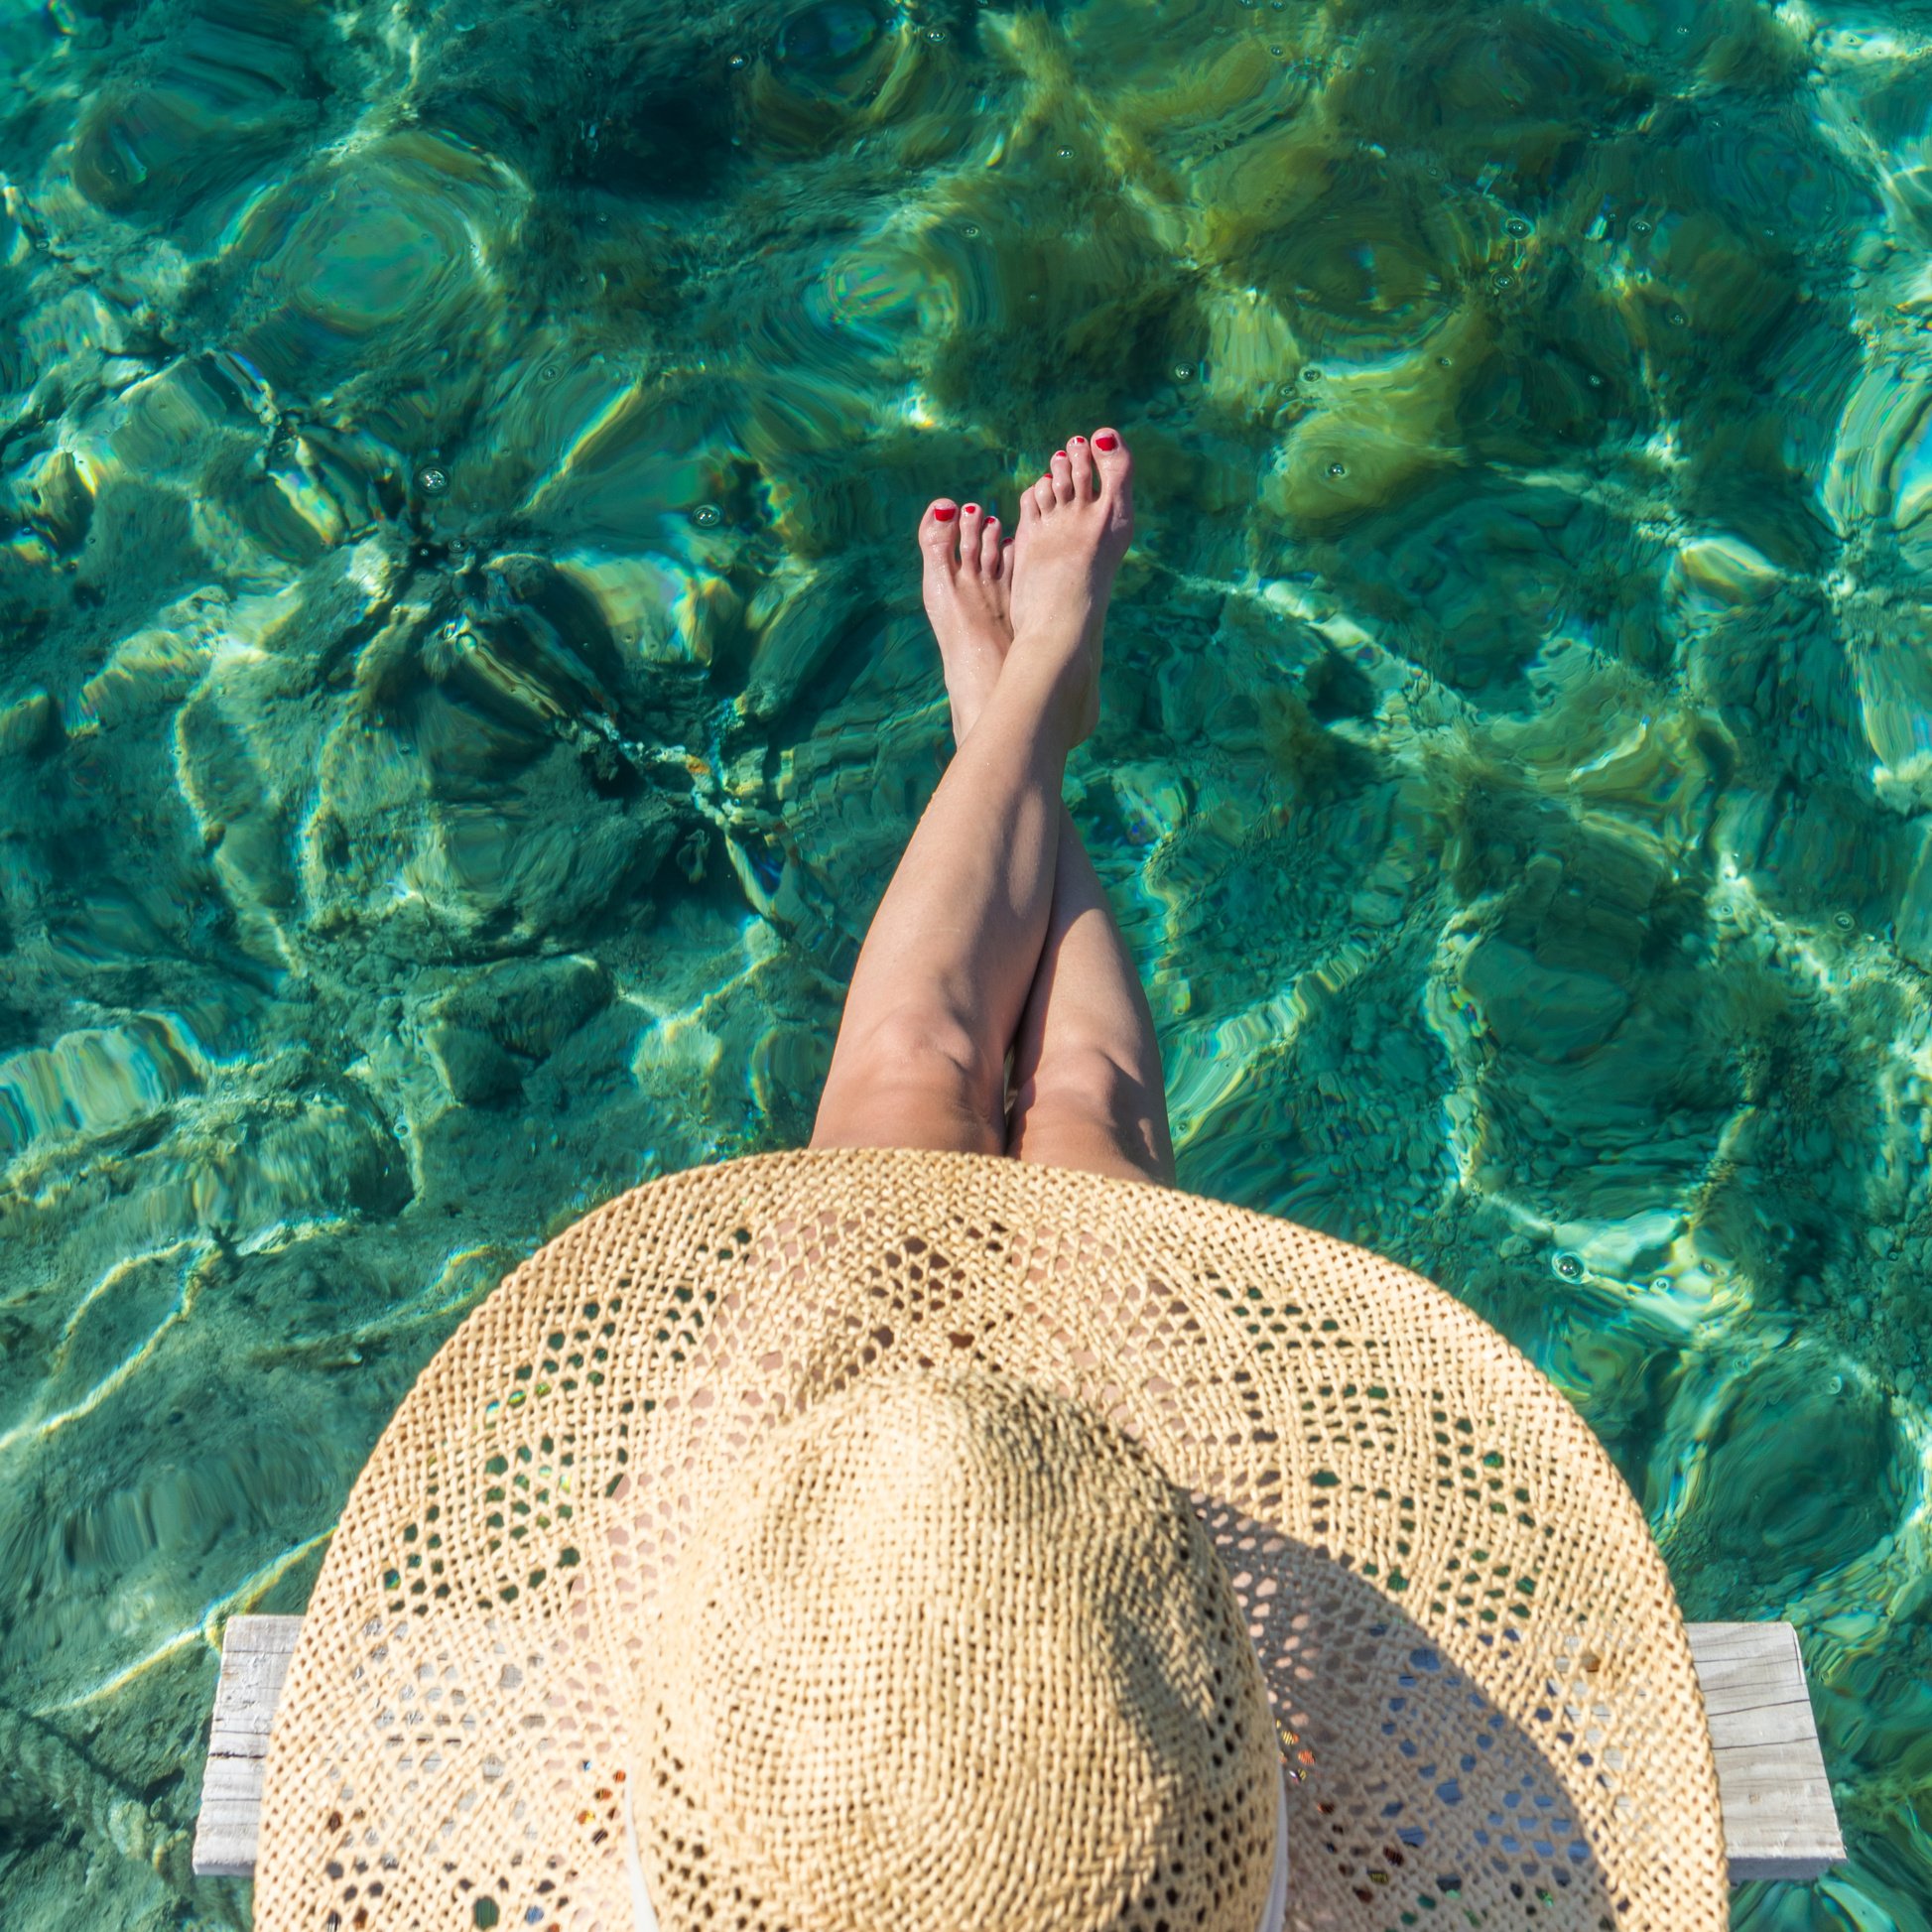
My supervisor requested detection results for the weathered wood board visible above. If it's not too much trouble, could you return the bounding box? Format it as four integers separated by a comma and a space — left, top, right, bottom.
193, 1614, 1845, 1884
1687, 1620, 1845, 1883
192, 1613, 304, 1880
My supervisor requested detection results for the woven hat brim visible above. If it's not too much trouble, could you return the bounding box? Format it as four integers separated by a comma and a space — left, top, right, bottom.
256, 1147, 1727, 1931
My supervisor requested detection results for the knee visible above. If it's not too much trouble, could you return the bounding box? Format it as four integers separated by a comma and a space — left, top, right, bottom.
827, 1005, 1003, 1117
1013, 1043, 1150, 1128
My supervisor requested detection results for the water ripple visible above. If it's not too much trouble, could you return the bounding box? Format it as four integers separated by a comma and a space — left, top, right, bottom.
5, 0, 1932, 1922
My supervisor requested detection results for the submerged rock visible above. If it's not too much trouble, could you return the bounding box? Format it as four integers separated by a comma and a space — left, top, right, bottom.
429, 956, 614, 1104
1663, 1346, 1913, 1616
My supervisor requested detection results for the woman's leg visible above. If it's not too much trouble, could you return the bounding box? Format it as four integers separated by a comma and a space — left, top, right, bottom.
810, 432, 1134, 1155
1005, 809, 1175, 1185
938, 439, 1169, 1185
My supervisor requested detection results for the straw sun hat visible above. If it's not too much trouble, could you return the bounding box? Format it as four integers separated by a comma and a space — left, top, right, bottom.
256, 1148, 1727, 1930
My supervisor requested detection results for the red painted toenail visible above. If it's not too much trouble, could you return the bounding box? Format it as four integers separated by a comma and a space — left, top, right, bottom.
934, 504, 957, 521
1072, 435, 1087, 444
1095, 433, 1119, 451
964, 503, 979, 514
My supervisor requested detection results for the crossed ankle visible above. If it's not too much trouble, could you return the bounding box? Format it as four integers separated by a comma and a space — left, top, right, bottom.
961, 647, 1087, 751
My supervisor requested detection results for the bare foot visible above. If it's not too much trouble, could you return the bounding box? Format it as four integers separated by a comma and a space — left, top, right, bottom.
1007, 429, 1133, 745
917, 497, 1015, 743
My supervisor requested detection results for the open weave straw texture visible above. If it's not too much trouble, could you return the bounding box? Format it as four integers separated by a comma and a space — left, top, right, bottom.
634, 1365, 1282, 1932
256, 1147, 1727, 1932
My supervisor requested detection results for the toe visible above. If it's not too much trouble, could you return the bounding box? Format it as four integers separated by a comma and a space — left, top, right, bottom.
1067, 434, 1095, 498
1049, 450, 1076, 503
921, 499, 963, 570
1090, 428, 1131, 493
978, 513, 1003, 578
1032, 473, 1058, 517
1091, 429, 1133, 534
957, 500, 986, 571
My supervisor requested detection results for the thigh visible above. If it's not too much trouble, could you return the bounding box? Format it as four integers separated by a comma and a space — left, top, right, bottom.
1004, 1102, 1170, 1186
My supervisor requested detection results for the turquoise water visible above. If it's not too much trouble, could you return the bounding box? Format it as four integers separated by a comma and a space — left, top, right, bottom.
2, 0, 1930, 1921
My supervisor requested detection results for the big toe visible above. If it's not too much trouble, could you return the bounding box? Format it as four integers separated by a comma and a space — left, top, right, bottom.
1090, 429, 1132, 538
1090, 429, 1131, 494
920, 499, 963, 573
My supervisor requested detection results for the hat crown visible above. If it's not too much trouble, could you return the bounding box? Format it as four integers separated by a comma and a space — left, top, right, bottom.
636, 1365, 1281, 1932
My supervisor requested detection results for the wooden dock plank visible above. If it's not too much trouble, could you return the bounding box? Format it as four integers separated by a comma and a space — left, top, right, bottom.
191, 1614, 1845, 1884
1689, 1621, 1845, 1883
191, 1614, 302, 1879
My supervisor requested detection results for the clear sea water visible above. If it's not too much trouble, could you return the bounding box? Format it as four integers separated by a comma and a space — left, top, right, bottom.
3, 0, 1931, 1922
